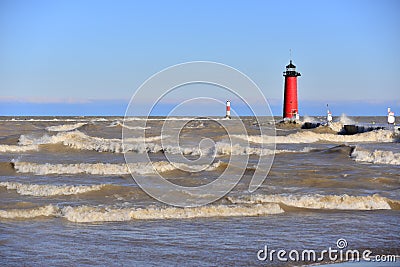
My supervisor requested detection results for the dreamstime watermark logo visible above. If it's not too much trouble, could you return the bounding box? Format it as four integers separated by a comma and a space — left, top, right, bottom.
122, 61, 275, 207
257, 238, 398, 263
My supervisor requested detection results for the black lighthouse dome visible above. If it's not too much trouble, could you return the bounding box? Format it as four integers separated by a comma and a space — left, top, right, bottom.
283, 60, 301, 77
286, 60, 296, 69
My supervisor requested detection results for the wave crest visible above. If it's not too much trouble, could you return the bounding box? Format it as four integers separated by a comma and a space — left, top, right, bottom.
46, 123, 87, 132
17, 131, 283, 156
61, 203, 283, 222
227, 194, 399, 210
233, 130, 395, 144
351, 148, 400, 165
13, 161, 223, 175
0, 182, 107, 196
19, 131, 163, 153
0, 205, 59, 219
107, 121, 150, 130
0, 144, 38, 153
0, 203, 284, 221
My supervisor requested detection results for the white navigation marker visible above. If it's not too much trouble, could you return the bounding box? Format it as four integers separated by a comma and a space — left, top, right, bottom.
387, 107, 395, 124
225, 100, 231, 119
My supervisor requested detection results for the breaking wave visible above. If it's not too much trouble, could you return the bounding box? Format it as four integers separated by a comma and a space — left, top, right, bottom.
17, 131, 285, 156
327, 114, 356, 132
328, 122, 344, 133
339, 113, 356, 125
215, 143, 276, 156
107, 121, 150, 130
46, 123, 87, 132
0, 205, 59, 219
0, 203, 283, 221
3, 193, 398, 221
233, 130, 395, 144
302, 115, 320, 124
0, 144, 38, 153
351, 148, 400, 165
0, 181, 107, 196
185, 122, 205, 129
227, 194, 400, 210
13, 161, 224, 175
18, 131, 164, 153
61, 203, 284, 222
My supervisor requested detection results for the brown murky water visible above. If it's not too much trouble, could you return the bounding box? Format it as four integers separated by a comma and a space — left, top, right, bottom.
0, 116, 399, 266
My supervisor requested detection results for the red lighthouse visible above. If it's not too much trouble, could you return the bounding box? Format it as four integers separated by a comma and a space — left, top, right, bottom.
283, 60, 301, 120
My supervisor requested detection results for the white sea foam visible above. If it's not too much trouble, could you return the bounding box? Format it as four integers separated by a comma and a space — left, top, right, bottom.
17, 131, 286, 156
215, 143, 276, 156
351, 148, 400, 165
18, 131, 164, 153
232, 130, 395, 144
2, 194, 398, 221
328, 122, 344, 133
0, 144, 38, 153
61, 203, 284, 222
339, 113, 355, 125
186, 122, 205, 129
153, 142, 288, 156
46, 123, 87, 132
107, 121, 150, 130
14, 162, 130, 175
0, 182, 107, 196
13, 161, 223, 175
228, 194, 399, 210
302, 115, 320, 123
327, 114, 358, 132
0, 203, 284, 221
0, 205, 60, 219
90, 118, 109, 122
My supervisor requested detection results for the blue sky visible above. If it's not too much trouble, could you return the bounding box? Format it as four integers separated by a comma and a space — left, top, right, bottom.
0, 0, 399, 116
